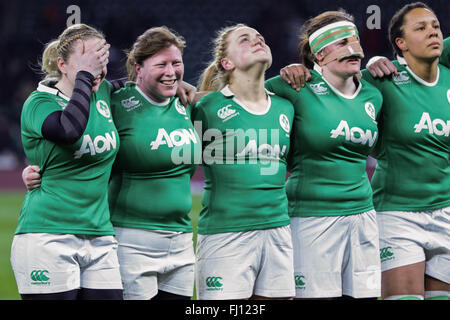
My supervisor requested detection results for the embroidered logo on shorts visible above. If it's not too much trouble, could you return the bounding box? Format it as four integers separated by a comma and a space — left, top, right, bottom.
380, 246, 395, 262
205, 276, 223, 291
30, 270, 51, 286
295, 274, 306, 290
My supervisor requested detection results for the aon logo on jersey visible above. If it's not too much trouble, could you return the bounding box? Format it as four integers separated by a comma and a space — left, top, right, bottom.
150, 128, 198, 150
74, 131, 117, 159
414, 112, 450, 136
236, 140, 287, 159
330, 120, 377, 147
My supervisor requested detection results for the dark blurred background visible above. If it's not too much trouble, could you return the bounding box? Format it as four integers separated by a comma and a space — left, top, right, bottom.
0, 0, 448, 174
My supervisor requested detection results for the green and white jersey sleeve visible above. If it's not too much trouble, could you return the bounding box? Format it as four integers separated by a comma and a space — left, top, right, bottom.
440, 37, 450, 67
108, 83, 200, 232
193, 86, 294, 235
362, 59, 450, 212
266, 69, 382, 217
17, 80, 119, 235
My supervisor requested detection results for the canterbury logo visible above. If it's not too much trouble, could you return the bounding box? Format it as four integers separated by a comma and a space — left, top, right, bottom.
295, 275, 305, 287
380, 246, 394, 260
392, 71, 410, 84
206, 276, 223, 288
309, 82, 328, 94
217, 105, 237, 120
30, 270, 50, 282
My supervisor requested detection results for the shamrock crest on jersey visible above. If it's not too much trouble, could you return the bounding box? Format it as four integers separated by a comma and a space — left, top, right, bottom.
365, 102, 377, 123
175, 98, 187, 116
96, 100, 111, 118
279, 114, 290, 134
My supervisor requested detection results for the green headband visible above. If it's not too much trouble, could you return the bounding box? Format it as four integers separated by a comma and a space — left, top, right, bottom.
309, 21, 359, 55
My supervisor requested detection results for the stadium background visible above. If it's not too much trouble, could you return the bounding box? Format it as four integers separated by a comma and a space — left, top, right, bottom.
0, 0, 447, 299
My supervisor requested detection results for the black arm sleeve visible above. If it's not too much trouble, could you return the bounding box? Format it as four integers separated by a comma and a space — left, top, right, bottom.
110, 77, 128, 91
41, 71, 95, 144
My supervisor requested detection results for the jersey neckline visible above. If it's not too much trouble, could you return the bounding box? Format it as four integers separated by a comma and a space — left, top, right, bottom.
397, 56, 440, 87
220, 85, 273, 116
37, 80, 71, 101
135, 84, 171, 106
313, 63, 362, 100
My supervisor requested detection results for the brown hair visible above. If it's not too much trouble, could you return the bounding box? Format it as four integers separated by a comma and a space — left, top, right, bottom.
298, 10, 355, 69
41, 24, 104, 80
388, 2, 435, 57
197, 23, 248, 91
126, 26, 186, 81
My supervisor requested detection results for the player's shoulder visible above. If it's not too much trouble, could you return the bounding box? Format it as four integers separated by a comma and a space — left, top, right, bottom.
268, 91, 295, 115
110, 82, 140, 111
195, 90, 231, 113
359, 76, 383, 97
25, 90, 54, 104
98, 79, 113, 94
111, 81, 137, 99
361, 60, 404, 89
265, 75, 301, 95
23, 84, 64, 111
168, 97, 193, 117
265, 75, 288, 87
438, 63, 450, 75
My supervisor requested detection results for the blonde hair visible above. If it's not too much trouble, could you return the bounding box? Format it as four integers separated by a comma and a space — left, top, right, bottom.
126, 26, 186, 82
41, 23, 105, 81
197, 23, 247, 91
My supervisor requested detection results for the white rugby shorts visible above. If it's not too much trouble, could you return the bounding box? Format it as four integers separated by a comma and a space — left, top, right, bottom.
114, 227, 195, 300
195, 225, 295, 300
290, 210, 381, 298
377, 206, 450, 284
10, 233, 122, 294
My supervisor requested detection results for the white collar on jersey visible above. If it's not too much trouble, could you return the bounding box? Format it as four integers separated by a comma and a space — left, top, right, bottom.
135, 84, 170, 106
37, 80, 71, 101
397, 55, 440, 87
220, 85, 273, 115
313, 63, 362, 99
220, 84, 274, 97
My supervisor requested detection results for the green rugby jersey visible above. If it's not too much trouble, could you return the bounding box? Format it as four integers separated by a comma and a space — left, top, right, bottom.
266, 68, 382, 217
362, 59, 450, 211
108, 83, 200, 232
440, 37, 450, 67
193, 85, 294, 234
17, 80, 119, 235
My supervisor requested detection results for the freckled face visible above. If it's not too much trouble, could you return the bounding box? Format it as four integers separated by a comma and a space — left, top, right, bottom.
224, 27, 272, 71
136, 44, 184, 102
